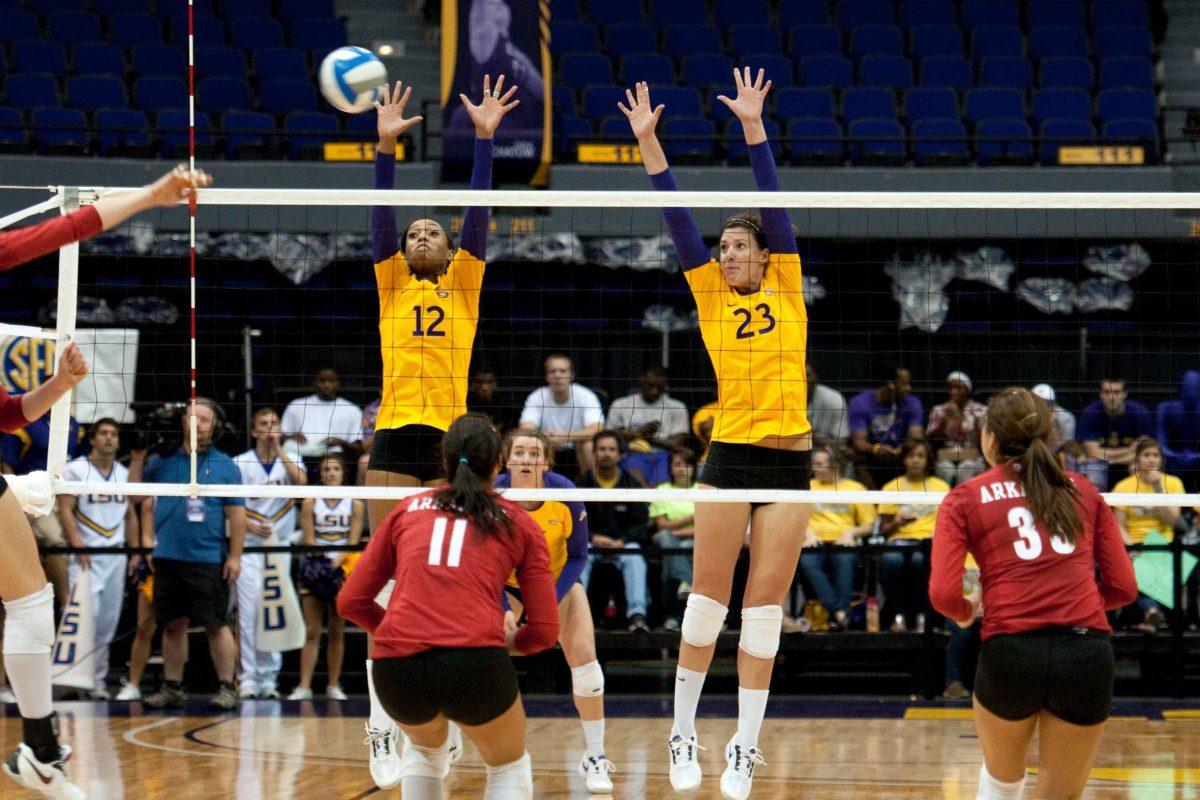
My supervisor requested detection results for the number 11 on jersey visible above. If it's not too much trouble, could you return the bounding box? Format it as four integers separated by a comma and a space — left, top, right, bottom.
428, 517, 467, 567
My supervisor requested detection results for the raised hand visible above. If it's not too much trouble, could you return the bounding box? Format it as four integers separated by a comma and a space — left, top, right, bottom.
146, 164, 212, 207
460, 74, 520, 140
375, 81, 423, 143
55, 341, 88, 388
716, 67, 772, 124
618, 81, 664, 141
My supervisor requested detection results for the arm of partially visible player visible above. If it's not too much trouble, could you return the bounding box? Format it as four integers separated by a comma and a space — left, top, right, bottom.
224, 504, 245, 584
511, 517, 560, 654
300, 498, 316, 547
458, 74, 518, 262
337, 521, 397, 633
554, 499, 591, 602
929, 491, 974, 625
373, 82, 423, 264
2, 342, 88, 432
58, 491, 90, 569
125, 503, 139, 574
1093, 492, 1139, 608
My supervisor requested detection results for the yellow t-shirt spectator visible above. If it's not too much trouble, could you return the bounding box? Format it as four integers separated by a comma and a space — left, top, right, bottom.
809, 478, 876, 542
1111, 473, 1185, 544
878, 475, 951, 541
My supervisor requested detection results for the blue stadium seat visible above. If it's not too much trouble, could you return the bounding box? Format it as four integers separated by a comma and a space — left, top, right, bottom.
621, 54, 675, 86
0, 10, 39, 40
716, 0, 770, 28
980, 56, 1033, 90
1040, 56, 1093, 89
839, 0, 894, 29
1093, 27, 1152, 60
170, 15, 224, 47
230, 18, 285, 49
849, 118, 905, 164
742, 54, 794, 86
559, 54, 613, 88
780, 0, 829, 27
67, 75, 127, 112
919, 55, 971, 88
132, 44, 185, 78
1100, 58, 1154, 90
710, 85, 740, 122
1040, 118, 1095, 164
159, 0, 214, 16
910, 25, 964, 59
971, 26, 1024, 63
1093, 1, 1149, 29
683, 54, 736, 87
12, 43, 67, 76
663, 25, 722, 59
660, 116, 717, 161
900, 0, 956, 29
95, 108, 152, 156
905, 87, 958, 121
133, 76, 185, 113
555, 114, 590, 154
776, 87, 834, 121
1097, 88, 1156, 122
724, 117, 782, 163
790, 25, 843, 57
730, 25, 783, 58
800, 56, 853, 88
254, 49, 308, 83
588, 0, 644, 28
787, 117, 842, 164
283, 111, 337, 159
975, 118, 1033, 164
599, 114, 636, 141
196, 77, 253, 112
842, 87, 896, 124
73, 43, 125, 77
27, 0, 85, 10
582, 85, 628, 120
157, 109, 212, 157
604, 23, 654, 57
3, 75, 59, 110
1103, 117, 1158, 160
551, 0, 582, 23
196, 47, 248, 80
961, 0, 1019, 29
48, 11, 102, 45
274, 0, 336, 20
651, 87, 703, 116
260, 80, 319, 115
850, 25, 904, 58
1032, 88, 1091, 127
110, 14, 164, 46
220, 0, 272, 18
1028, 1, 1086, 29
32, 108, 88, 154
651, 0, 707, 29
0, 107, 28, 153
344, 110, 378, 141
859, 55, 913, 88
911, 118, 969, 164
223, 109, 276, 158
91, 0, 149, 10
290, 19, 348, 53
553, 85, 577, 118
965, 88, 1025, 124
1030, 27, 1089, 61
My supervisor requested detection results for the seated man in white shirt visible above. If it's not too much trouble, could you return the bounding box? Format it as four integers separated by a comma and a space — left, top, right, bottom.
606, 366, 690, 485
280, 368, 364, 459
519, 353, 604, 476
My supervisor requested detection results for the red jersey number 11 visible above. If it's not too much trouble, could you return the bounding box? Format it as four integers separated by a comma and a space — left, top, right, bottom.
428, 517, 468, 568
1008, 506, 1076, 561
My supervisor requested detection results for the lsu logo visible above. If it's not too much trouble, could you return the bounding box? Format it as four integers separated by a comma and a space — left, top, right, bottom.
0, 337, 55, 393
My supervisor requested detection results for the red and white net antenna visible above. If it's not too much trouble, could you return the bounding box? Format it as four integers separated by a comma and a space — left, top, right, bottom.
186, 0, 198, 488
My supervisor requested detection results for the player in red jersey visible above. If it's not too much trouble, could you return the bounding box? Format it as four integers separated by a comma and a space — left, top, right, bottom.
931, 387, 1138, 800
0, 164, 209, 800
338, 413, 558, 800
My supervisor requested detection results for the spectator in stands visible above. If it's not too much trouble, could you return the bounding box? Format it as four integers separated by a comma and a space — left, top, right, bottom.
849, 363, 925, 489
649, 447, 700, 631
878, 439, 949, 631
576, 430, 651, 632
807, 362, 850, 461
1156, 371, 1200, 490
1032, 383, 1076, 451
607, 366, 690, 485
800, 447, 876, 631
356, 394, 381, 486
1078, 377, 1155, 490
281, 368, 364, 459
925, 371, 987, 486
519, 353, 604, 476
141, 398, 245, 711
467, 368, 513, 433
690, 389, 719, 466
1111, 437, 1184, 633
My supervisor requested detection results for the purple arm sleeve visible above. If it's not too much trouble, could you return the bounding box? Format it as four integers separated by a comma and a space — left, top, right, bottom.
554, 499, 589, 601
748, 141, 797, 255
649, 169, 711, 271
459, 137, 494, 260
371, 150, 399, 264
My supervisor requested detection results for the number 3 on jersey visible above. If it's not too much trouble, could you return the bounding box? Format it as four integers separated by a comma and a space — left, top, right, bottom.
428, 517, 467, 567
1008, 506, 1075, 560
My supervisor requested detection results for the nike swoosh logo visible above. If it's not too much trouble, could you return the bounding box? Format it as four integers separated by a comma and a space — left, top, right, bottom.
22, 754, 55, 786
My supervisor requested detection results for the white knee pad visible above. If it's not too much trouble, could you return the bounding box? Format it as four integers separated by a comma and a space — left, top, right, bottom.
3, 584, 54, 656
571, 660, 604, 697
681, 593, 728, 648
976, 763, 1026, 800
738, 605, 783, 660
485, 752, 533, 800
400, 740, 450, 780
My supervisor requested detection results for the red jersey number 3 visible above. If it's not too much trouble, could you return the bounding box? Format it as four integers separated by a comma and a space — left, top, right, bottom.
1008, 507, 1076, 561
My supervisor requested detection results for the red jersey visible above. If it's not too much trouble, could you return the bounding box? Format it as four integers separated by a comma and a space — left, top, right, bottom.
0, 388, 28, 433
931, 465, 1137, 639
0, 206, 102, 273
337, 489, 559, 659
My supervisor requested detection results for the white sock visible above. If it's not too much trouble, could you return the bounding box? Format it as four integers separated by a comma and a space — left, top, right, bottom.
485, 752, 533, 800
673, 666, 706, 739
976, 763, 1026, 800
734, 687, 770, 750
401, 775, 444, 800
581, 718, 605, 758
365, 659, 392, 730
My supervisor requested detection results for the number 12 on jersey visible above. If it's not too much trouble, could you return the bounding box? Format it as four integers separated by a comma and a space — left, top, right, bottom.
428, 517, 468, 568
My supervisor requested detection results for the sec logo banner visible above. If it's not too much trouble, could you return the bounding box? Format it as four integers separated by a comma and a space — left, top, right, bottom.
0, 336, 55, 394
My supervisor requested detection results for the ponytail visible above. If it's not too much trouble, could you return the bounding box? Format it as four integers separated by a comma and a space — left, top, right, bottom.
433, 413, 513, 539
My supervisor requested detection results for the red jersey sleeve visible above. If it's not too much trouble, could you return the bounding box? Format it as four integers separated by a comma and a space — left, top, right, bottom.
511, 513, 560, 655
0, 387, 29, 434
0, 206, 103, 273
930, 487, 973, 623
1090, 487, 1138, 609
336, 515, 399, 633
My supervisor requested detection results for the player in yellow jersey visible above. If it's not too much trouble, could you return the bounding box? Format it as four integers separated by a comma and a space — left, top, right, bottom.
360, 76, 519, 789
623, 70, 812, 800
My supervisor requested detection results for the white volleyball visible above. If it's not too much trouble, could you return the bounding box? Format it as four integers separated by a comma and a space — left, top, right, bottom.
318, 46, 388, 114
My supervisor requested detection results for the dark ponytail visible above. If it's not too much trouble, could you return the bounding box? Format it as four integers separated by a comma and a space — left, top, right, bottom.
434, 413, 513, 539
986, 387, 1083, 544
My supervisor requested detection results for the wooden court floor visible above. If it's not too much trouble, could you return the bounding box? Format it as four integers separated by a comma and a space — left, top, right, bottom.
3, 698, 1200, 799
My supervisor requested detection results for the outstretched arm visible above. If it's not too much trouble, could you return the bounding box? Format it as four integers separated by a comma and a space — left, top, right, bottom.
458, 74, 519, 261
372, 82, 424, 264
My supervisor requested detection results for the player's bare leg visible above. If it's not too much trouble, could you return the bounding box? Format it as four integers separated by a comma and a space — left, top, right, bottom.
399, 716, 451, 800
294, 595, 324, 696
558, 585, 612, 792
972, 698, 1036, 799
1031, 710, 1105, 799
117, 591, 155, 701
459, 699, 534, 800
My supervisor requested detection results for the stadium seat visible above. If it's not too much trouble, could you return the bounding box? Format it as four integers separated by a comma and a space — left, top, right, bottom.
661, 115, 717, 162
582, 85, 628, 121
651, 87, 703, 116
283, 111, 337, 159
1028, 1, 1086, 29
260, 79, 320, 115
786, 117, 842, 164
1030, 27, 1089, 61
1103, 117, 1158, 160
28, 0, 85, 10
965, 88, 1025, 125
905, 87, 958, 121
254, 49, 308, 83
12, 43, 67, 76
971, 26, 1024, 63
1097, 88, 1156, 123
1040, 56, 1093, 90
1093, 27, 1153, 60
220, 0, 272, 18
919, 55, 971, 89
1040, 118, 1095, 164
839, 0, 894, 29
975, 118, 1033, 164
911, 118, 969, 165
91, 0, 150, 11
72, 43, 126, 77
32, 107, 88, 155
48, 11, 102, 45
223, 109, 276, 159
663, 25, 723, 59
849, 118, 905, 164
850, 25, 905, 58
730, 25, 783, 58
290, 19, 348, 53
1093, 1, 1149, 29
604, 23, 654, 57
800, 56, 854, 88
776, 87, 835, 121
274, 0, 336, 20
344, 110, 378, 141
599, 115, 636, 141
710, 85, 740, 122
132, 44, 186, 78
780, 0, 829, 27
95, 108, 152, 156
910, 25, 964, 59
790, 25, 843, 57
900, 0, 956, 29
651, 0, 707, 29
157, 109, 213, 157
66, 75, 127, 112
555, 114, 590, 155
842, 87, 896, 124
1100, 58, 1154, 90
716, 0, 770, 28
170, 15, 224, 47
588, 0, 644, 28
724, 117, 782, 163
159, 0, 214, 16
859, 55, 913, 89
230, 18, 285, 49
980, 56, 1033, 90
683, 54, 736, 87
551, 0, 583, 23
110, 14, 164, 46
961, 0, 1019, 29
3, 75, 59, 110
553, 84, 577, 116
196, 47, 248, 80
742, 54, 794, 86
133, 76, 185, 113
559, 54, 613, 88
0, 10, 39, 41
1032, 88, 1091, 126
0, 106, 30, 153
621, 54, 676, 86
196, 77, 253, 112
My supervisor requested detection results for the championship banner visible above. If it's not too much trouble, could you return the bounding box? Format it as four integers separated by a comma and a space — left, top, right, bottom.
0, 329, 139, 424
52, 570, 96, 691
257, 552, 306, 652
442, 0, 551, 185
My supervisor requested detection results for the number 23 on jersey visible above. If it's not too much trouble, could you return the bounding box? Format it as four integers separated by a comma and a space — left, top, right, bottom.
1009, 506, 1076, 560
732, 303, 776, 340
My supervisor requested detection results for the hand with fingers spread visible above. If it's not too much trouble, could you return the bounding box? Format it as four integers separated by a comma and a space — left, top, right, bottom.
716, 66, 773, 125
375, 81, 424, 150
460, 74, 520, 140
618, 81, 665, 142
